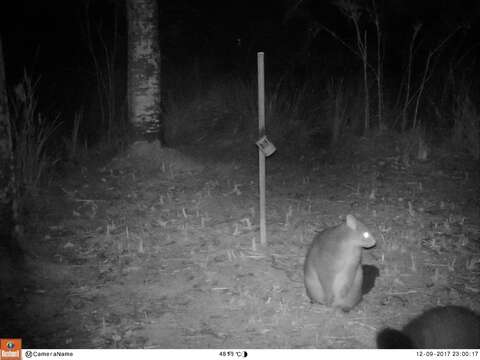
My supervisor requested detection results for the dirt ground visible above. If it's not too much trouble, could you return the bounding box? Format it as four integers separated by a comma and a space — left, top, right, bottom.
1, 132, 479, 348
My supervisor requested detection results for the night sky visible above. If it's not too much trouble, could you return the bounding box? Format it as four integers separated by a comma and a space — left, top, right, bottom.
1, 0, 480, 123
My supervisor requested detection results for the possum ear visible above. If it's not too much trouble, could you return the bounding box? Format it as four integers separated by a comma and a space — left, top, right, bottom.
346, 214, 357, 229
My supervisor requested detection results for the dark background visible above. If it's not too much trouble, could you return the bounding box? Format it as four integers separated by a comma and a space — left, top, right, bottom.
1, 0, 480, 143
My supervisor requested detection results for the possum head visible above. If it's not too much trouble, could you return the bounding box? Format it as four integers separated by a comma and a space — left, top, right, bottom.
346, 214, 376, 249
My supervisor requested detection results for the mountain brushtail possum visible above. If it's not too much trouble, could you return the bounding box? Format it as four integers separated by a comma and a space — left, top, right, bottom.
304, 214, 376, 312
377, 306, 480, 349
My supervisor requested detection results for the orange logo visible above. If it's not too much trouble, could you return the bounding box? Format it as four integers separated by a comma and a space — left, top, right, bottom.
0, 339, 21, 360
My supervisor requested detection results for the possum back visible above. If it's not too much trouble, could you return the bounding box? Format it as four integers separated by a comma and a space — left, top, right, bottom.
377, 306, 480, 349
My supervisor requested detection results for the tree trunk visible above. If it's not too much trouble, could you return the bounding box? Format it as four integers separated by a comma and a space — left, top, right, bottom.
0, 35, 14, 240
126, 0, 162, 142
362, 31, 369, 131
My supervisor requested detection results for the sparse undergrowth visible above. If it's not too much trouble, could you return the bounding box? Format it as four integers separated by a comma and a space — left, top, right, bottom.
3, 58, 480, 349
2, 132, 479, 348
10, 74, 60, 193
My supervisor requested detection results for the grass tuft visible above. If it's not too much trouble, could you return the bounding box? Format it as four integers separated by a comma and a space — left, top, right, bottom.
10, 72, 60, 195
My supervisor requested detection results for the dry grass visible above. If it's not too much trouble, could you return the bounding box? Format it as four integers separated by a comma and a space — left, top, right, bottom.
10, 73, 60, 194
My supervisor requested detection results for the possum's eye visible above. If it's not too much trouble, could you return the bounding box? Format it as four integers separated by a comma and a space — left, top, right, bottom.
362, 232, 370, 239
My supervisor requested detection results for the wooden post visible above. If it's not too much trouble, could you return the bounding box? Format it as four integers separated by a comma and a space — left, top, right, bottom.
257, 52, 266, 246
